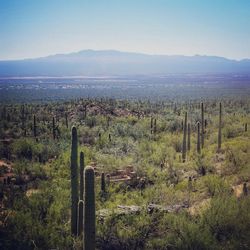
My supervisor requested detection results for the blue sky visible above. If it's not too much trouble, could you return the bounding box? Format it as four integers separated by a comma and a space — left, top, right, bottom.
0, 0, 249, 60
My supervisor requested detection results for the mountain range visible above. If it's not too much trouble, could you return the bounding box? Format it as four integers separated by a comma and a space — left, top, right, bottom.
0, 50, 250, 76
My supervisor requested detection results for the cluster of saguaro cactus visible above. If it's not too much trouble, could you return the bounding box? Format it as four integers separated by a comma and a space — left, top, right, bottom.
70, 128, 96, 247
84, 166, 96, 250
182, 112, 187, 162
71, 126, 79, 236
218, 102, 222, 151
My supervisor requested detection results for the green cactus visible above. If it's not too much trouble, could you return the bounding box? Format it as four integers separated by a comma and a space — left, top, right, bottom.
197, 121, 201, 154
65, 113, 68, 128
245, 123, 247, 132
71, 126, 79, 236
33, 115, 37, 138
154, 118, 157, 134
84, 166, 96, 250
77, 200, 84, 236
101, 172, 105, 193
182, 112, 187, 162
79, 151, 84, 201
218, 102, 222, 151
187, 123, 191, 151
52, 117, 56, 140
201, 102, 204, 148
150, 117, 153, 134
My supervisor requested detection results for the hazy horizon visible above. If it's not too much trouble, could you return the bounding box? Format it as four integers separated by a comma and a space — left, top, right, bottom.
1, 0, 250, 60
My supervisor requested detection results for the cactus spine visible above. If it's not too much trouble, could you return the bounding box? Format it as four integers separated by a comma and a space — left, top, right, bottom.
187, 123, 191, 151
71, 126, 79, 236
182, 112, 187, 162
201, 102, 204, 148
218, 102, 222, 151
197, 121, 201, 154
84, 166, 96, 250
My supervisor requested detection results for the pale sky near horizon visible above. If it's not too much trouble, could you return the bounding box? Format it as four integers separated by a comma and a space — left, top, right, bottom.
0, 0, 250, 60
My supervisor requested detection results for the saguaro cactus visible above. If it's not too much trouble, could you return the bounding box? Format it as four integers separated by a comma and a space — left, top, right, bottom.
182, 112, 187, 162
101, 172, 106, 193
84, 166, 96, 250
79, 152, 85, 201
71, 126, 79, 236
52, 117, 56, 140
197, 121, 201, 154
187, 123, 191, 151
201, 102, 204, 148
77, 200, 84, 236
65, 113, 68, 128
33, 115, 37, 138
245, 123, 248, 132
218, 102, 222, 151
150, 117, 153, 134
154, 118, 157, 134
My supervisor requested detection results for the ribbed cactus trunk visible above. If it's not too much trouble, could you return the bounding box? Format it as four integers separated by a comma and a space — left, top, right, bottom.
65, 113, 68, 128
33, 115, 37, 138
218, 102, 222, 151
71, 126, 79, 236
84, 166, 96, 250
187, 123, 191, 151
182, 112, 187, 162
79, 152, 84, 201
77, 200, 84, 237
52, 117, 56, 140
101, 172, 105, 193
197, 122, 201, 154
154, 118, 157, 134
201, 102, 204, 148
150, 117, 153, 134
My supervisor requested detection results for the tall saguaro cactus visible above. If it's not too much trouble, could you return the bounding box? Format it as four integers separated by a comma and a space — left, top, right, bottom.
154, 118, 157, 135
65, 113, 68, 128
33, 115, 37, 138
218, 102, 222, 151
197, 121, 201, 154
84, 166, 96, 250
79, 151, 85, 201
201, 102, 204, 148
187, 123, 191, 151
101, 172, 106, 193
182, 112, 187, 162
71, 126, 79, 236
77, 151, 84, 236
52, 117, 56, 140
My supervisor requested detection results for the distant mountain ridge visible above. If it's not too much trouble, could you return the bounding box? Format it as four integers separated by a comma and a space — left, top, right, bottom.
0, 50, 250, 76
